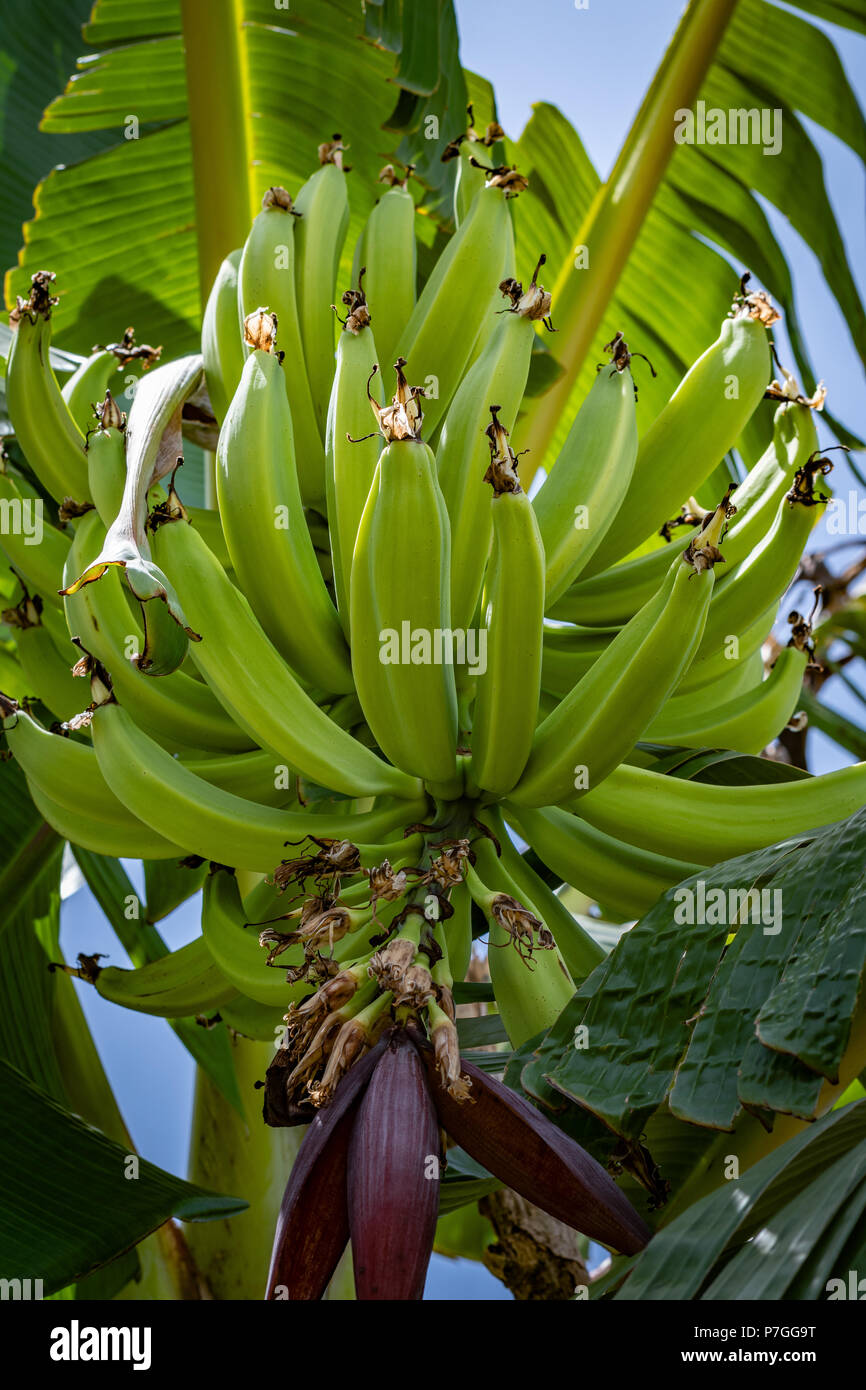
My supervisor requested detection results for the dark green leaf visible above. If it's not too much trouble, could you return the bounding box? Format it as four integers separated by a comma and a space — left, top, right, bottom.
0, 1057, 246, 1295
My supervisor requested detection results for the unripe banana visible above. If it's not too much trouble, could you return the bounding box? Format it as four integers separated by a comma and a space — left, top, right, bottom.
0, 469, 70, 605
238, 185, 326, 506
466, 832, 574, 1048
510, 502, 730, 809
533, 343, 639, 606
62, 328, 160, 431
85, 391, 127, 525
325, 278, 382, 633
551, 396, 820, 628
582, 292, 773, 577
6, 272, 89, 503
505, 803, 701, 923
488, 807, 606, 982
216, 336, 352, 693
361, 165, 417, 373
202, 248, 245, 426
73, 935, 236, 1018
694, 459, 828, 665
469, 415, 545, 796
25, 776, 180, 859
397, 178, 512, 435
151, 514, 423, 800
63, 512, 253, 754
436, 262, 545, 631
61, 353, 207, 679
443, 882, 472, 985
577, 758, 866, 865
646, 646, 807, 753
2, 703, 185, 858
202, 869, 314, 1008
349, 364, 458, 785
293, 140, 351, 432
3, 595, 81, 722
91, 699, 423, 873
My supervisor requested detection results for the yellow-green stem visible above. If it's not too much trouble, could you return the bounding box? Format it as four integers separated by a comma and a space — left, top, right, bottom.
522, 0, 740, 472
180, 0, 255, 305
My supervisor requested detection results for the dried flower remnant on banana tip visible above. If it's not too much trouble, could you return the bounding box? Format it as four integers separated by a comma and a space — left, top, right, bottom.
732, 271, 781, 327
683, 484, 737, 575
484, 405, 526, 494
349, 357, 426, 444
332, 271, 371, 335
441, 103, 506, 162
498, 254, 555, 331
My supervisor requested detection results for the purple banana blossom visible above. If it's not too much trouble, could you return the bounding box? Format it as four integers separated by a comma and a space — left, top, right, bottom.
265, 1026, 651, 1301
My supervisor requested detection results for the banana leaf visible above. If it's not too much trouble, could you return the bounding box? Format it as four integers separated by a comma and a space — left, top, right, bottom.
0, 1056, 246, 1296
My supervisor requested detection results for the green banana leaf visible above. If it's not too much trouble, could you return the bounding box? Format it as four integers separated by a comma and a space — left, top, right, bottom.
0, 1056, 246, 1296
516, 805, 866, 1164
2, 0, 466, 354
613, 1099, 866, 1300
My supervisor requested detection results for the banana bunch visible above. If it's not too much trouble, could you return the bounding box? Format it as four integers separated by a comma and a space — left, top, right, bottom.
2, 135, 860, 1128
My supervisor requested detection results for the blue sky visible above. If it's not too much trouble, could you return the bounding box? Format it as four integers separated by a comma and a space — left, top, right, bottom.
60, 1, 866, 1301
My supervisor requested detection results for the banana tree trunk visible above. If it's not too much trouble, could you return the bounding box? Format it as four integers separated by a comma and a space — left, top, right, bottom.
185, 1036, 304, 1299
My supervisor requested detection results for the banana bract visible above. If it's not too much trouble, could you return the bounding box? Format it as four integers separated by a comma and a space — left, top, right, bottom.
3, 148, 856, 1301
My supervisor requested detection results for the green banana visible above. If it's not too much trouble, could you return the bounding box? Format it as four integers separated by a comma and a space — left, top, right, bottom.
202, 249, 245, 426
577, 758, 866, 866
91, 699, 425, 874
325, 277, 382, 633
216, 337, 352, 692
540, 623, 622, 700
442, 881, 472, 985
293, 140, 350, 432
62, 349, 124, 431
6, 272, 90, 503
510, 503, 729, 808
151, 512, 423, 799
3, 593, 82, 722
2, 703, 186, 858
436, 261, 545, 632
85, 391, 127, 525
469, 412, 545, 796
582, 292, 772, 577
466, 831, 574, 1048
70, 935, 236, 1018
64, 511, 253, 753
202, 869, 314, 1008
238, 185, 326, 506
551, 396, 820, 629
693, 460, 828, 665
182, 747, 297, 807
25, 777, 181, 859
361, 164, 417, 374
0, 469, 70, 605
219, 993, 288, 1042
349, 363, 458, 785
676, 598, 777, 695
488, 806, 606, 982
645, 645, 807, 753
533, 341, 639, 606
505, 804, 701, 923
397, 177, 513, 435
